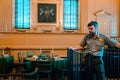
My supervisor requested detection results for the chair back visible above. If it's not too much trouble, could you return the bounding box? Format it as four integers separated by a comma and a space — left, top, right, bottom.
1, 47, 12, 57
27, 50, 35, 57
4, 47, 12, 55
18, 52, 24, 63
37, 59, 52, 72
40, 49, 51, 58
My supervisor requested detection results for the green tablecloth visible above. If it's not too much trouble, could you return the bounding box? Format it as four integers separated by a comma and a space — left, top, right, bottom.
24, 57, 67, 70
24, 57, 67, 79
0, 56, 14, 74
53, 58, 67, 70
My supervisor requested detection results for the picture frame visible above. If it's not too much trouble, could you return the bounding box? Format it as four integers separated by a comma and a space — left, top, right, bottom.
38, 3, 56, 23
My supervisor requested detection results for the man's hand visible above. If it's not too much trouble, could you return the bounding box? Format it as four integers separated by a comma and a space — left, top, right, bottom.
115, 42, 120, 48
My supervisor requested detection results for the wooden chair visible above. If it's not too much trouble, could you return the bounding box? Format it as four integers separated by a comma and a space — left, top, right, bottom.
10, 67, 39, 80
37, 58, 52, 80
12, 52, 39, 80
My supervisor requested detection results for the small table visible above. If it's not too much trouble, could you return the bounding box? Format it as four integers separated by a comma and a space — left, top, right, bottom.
0, 56, 14, 74
54, 58, 67, 70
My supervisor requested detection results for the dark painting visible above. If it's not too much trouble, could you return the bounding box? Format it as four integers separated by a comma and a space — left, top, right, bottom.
38, 4, 56, 23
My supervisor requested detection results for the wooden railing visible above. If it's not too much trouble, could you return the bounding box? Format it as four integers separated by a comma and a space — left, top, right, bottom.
67, 48, 120, 80
110, 36, 120, 42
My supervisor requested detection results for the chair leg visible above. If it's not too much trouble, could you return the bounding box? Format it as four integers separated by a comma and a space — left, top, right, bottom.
62, 71, 65, 80
62, 71, 68, 80
36, 74, 40, 80
48, 72, 50, 80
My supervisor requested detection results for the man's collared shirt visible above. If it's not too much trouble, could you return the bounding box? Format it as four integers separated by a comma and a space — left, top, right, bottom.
80, 32, 116, 56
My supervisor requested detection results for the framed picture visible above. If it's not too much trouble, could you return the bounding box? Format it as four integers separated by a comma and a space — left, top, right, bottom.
38, 3, 56, 23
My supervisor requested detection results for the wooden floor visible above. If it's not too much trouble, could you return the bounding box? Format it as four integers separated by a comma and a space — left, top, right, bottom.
105, 78, 120, 80
1, 76, 120, 80
0, 76, 68, 80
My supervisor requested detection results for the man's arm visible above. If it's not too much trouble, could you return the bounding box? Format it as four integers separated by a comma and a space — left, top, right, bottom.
69, 45, 83, 50
115, 42, 120, 48
69, 34, 87, 50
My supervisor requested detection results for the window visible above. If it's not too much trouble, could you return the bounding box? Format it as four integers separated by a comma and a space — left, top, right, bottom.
15, 0, 30, 29
63, 0, 79, 30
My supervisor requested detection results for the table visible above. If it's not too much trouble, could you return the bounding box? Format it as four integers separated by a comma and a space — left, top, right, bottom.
24, 57, 67, 70
53, 58, 67, 70
0, 56, 14, 74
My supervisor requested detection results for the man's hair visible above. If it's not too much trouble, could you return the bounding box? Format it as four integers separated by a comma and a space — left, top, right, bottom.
87, 21, 98, 28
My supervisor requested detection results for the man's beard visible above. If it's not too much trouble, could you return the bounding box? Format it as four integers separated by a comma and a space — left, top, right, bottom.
89, 32, 95, 36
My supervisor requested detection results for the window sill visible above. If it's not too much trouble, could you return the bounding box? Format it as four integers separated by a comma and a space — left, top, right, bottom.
0, 31, 86, 35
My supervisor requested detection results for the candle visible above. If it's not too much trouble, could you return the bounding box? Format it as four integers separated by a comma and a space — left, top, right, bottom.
40, 48, 42, 54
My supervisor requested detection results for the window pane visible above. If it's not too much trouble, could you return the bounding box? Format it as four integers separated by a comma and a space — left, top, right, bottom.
15, 0, 30, 29
63, 0, 78, 30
